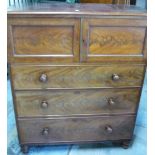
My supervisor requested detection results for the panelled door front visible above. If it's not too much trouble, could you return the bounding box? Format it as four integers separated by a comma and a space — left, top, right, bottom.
81, 17, 147, 63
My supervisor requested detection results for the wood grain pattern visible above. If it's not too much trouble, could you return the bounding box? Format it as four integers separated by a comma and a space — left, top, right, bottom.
11, 65, 145, 90
89, 27, 145, 55
18, 115, 135, 144
8, 17, 80, 63
13, 26, 73, 55
7, 16, 146, 63
81, 18, 146, 63
15, 88, 140, 117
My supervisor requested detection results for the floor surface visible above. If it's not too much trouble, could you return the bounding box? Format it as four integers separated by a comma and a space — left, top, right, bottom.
7, 76, 147, 155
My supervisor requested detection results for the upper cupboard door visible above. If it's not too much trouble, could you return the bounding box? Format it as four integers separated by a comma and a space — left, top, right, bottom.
7, 17, 80, 63
81, 18, 147, 63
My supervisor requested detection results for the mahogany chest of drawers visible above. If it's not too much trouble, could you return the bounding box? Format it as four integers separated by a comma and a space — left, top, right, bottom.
7, 2, 147, 153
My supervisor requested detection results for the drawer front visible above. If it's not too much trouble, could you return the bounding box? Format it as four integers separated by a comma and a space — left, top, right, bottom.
15, 88, 140, 117
11, 65, 145, 90
18, 116, 135, 144
8, 18, 80, 63
81, 18, 146, 63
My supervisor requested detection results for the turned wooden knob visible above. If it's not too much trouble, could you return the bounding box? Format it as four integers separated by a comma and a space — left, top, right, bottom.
108, 98, 115, 105
41, 101, 48, 108
42, 127, 49, 136
112, 74, 120, 81
39, 73, 48, 83
105, 125, 113, 134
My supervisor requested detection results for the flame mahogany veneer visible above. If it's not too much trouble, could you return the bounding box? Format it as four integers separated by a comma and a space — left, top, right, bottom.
7, 2, 146, 153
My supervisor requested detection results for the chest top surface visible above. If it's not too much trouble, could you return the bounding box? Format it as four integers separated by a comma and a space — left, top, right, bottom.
8, 2, 146, 16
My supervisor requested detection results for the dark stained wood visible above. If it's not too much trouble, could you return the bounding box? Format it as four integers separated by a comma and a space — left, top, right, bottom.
81, 18, 146, 63
121, 140, 132, 149
89, 27, 145, 55
7, 17, 80, 63
112, 139, 132, 148
11, 64, 145, 90
18, 115, 135, 144
15, 88, 140, 117
13, 26, 73, 55
7, 2, 147, 152
7, 3, 146, 64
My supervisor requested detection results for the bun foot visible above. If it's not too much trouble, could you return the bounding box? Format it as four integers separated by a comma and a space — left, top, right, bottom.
122, 140, 131, 149
112, 140, 132, 149
21, 145, 29, 154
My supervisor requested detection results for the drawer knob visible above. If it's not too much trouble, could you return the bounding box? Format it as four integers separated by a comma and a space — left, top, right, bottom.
42, 127, 49, 136
41, 101, 48, 108
39, 73, 48, 83
108, 98, 115, 105
105, 125, 113, 134
112, 74, 120, 81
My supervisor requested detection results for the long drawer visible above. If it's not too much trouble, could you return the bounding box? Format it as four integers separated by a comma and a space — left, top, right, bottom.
18, 115, 135, 144
15, 88, 140, 117
11, 65, 145, 89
